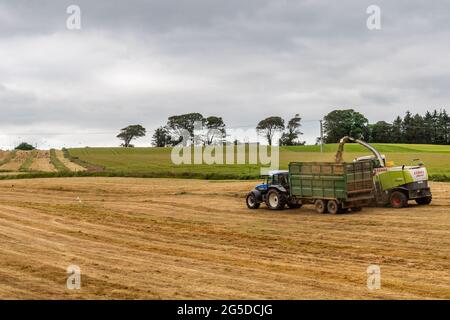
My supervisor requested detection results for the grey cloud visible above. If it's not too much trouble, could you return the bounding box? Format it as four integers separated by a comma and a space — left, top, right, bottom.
0, 0, 449, 148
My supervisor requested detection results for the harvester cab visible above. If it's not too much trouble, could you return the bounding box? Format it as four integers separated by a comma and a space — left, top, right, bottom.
336, 136, 432, 208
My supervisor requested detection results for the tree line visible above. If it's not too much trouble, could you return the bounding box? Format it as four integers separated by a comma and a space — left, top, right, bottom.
115, 108, 449, 147
117, 113, 305, 147
323, 109, 450, 144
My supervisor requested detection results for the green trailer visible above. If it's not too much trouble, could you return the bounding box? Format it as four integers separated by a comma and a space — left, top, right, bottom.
245, 160, 374, 214
289, 160, 374, 213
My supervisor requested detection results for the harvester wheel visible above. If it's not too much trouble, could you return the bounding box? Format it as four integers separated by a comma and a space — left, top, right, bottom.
246, 193, 260, 209
327, 200, 340, 214
415, 196, 432, 205
266, 189, 287, 210
314, 200, 327, 214
390, 191, 408, 208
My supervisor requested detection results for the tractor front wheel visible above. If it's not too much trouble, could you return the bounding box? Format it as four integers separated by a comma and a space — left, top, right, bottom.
246, 193, 260, 209
266, 189, 287, 210
390, 191, 408, 208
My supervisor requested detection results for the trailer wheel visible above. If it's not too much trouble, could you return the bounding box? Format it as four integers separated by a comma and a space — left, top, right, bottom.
314, 200, 327, 214
266, 189, 287, 210
327, 200, 340, 214
246, 193, 260, 209
415, 196, 432, 205
390, 191, 408, 208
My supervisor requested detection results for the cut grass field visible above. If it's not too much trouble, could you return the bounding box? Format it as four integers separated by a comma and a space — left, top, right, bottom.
67, 143, 450, 180
0, 177, 449, 299
0, 150, 86, 178
0, 151, 15, 169
19, 150, 37, 172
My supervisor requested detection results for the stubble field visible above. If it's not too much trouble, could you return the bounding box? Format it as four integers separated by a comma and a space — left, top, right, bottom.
0, 177, 449, 299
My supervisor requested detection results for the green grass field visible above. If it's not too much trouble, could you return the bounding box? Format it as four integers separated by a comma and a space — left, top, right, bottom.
67, 144, 450, 180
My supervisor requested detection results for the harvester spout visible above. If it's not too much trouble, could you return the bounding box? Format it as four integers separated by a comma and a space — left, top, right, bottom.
335, 136, 385, 167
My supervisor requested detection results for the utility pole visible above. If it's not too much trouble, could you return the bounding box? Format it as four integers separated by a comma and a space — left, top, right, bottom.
319, 120, 324, 153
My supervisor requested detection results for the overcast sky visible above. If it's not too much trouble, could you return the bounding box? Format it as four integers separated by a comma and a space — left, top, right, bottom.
0, 0, 449, 148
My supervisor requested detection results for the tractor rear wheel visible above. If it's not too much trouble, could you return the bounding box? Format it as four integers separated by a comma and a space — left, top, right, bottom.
415, 196, 432, 205
390, 191, 408, 208
327, 200, 341, 214
246, 193, 260, 209
314, 200, 327, 214
266, 189, 287, 210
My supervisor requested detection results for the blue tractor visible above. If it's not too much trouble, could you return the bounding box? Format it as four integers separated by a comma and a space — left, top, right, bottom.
246, 170, 302, 210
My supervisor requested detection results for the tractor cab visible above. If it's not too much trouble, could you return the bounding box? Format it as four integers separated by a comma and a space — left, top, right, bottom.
266, 170, 290, 188
254, 170, 289, 192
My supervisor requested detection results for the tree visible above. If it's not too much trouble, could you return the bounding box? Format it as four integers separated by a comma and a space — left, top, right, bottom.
315, 137, 323, 145
166, 113, 205, 145
440, 109, 450, 144
423, 111, 434, 144
433, 109, 444, 144
280, 114, 304, 146
204, 116, 226, 145
411, 113, 425, 144
15, 142, 35, 150
116, 124, 146, 147
370, 121, 392, 143
256, 116, 285, 146
388, 109, 449, 145
152, 126, 171, 147
401, 111, 414, 143
391, 116, 403, 143
323, 109, 369, 143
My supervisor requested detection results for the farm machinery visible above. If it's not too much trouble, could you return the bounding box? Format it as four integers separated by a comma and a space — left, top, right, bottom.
246, 136, 432, 212
246, 161, 375, 214
336, 136, 432, 208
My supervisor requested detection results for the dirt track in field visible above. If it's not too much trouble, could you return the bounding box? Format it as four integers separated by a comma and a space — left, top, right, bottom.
0, 177, 449, 299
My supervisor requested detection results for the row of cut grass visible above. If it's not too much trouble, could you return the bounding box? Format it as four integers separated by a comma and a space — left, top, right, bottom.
0, 169, 448, 182
50, 149, 70, 172
19, 150, 37, 172
62, 148, 104, 172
